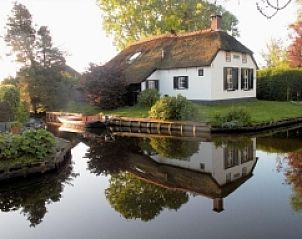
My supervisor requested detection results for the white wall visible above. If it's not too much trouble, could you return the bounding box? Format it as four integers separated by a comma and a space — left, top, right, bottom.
150, 138, 257, 186
142, 66, 213, 100
141, 50, 257, 101
211, 51, 257, 100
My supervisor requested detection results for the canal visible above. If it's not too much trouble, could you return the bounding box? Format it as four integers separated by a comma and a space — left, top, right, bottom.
0, 125, 302, 239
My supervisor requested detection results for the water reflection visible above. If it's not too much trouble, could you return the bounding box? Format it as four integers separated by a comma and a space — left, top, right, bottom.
84, 133, 257, 217
0, 161, 77, 227
257, 126, 302, 212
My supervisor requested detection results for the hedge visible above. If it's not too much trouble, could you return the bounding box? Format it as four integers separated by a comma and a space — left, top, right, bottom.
257, 67, 302, 101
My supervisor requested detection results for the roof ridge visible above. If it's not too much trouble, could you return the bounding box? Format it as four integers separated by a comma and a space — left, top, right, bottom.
127, 29, 218, 48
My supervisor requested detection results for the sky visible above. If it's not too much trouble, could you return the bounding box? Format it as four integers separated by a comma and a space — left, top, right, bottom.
0, 0, 300, 81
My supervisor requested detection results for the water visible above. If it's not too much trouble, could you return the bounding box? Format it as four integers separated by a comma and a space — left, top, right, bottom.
1, 126, 302, 239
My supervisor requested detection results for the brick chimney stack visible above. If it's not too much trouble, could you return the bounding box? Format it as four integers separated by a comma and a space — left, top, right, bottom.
210, 14, 222, 31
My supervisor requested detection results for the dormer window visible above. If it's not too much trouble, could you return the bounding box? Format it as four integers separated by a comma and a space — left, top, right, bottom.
127, 51, 141, 63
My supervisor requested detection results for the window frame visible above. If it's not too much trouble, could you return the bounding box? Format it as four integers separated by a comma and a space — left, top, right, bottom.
242, 53, 247, 63
198, 68, 204, 76
146, 80, 159, 90
241, 68, 254, 91
223, 67, 239, 91
173, 76, 189, 90
226, 51, 231, 62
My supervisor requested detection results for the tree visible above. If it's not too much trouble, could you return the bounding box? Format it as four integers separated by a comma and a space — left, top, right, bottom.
82, 64, 127, 109
288, 20, 302, 67
5, 2, 36, 65
0, 84, 20, 120
97, 0, 239, 49
36, 26, 66, 68
261, 38, 288, 67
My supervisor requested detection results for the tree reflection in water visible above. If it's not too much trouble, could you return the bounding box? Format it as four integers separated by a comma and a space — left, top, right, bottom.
257, 127, 302, 212
85, 136, 190, 221
0, 162, 77, 227
105, 172, 188, 221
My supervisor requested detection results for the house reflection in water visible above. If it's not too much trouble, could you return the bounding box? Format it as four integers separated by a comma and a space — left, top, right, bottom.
134, 137, 258, 212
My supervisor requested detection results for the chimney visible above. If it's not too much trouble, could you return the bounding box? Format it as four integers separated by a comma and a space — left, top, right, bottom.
210, 14, 222, 31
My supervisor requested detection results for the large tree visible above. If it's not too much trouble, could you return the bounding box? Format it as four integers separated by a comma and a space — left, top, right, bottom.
261, 38, 288, 67
5, 2, 36, 65
97, 0, 239, 49
5, 3, 78, 112
288, 19, 302, 67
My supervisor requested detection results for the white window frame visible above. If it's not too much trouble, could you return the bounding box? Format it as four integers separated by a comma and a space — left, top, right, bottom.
226, 51, 231, 62
226, 68, 233, 90
242, 53, 247, 63
242, 69, 249, 90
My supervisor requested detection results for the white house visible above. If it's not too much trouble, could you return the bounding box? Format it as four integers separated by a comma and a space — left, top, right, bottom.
105, 15, 258, 104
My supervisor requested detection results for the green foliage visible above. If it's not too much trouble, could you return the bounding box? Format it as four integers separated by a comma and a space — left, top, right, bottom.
148, 138, 199, 159
137, 89, 160, 107
82, 64, 127, 109
97, 0, 239, 49
15, 102, 29, 123
0, 84, 20, 117
105, 172, 189, 221
257, 67, 302, 101
149, 95, 198, 120
0, 129, 55, 161
212, 108, 252, 128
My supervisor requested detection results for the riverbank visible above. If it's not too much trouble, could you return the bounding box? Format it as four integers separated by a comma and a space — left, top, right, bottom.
102, 100, 302, 125
0, 137, 72, 182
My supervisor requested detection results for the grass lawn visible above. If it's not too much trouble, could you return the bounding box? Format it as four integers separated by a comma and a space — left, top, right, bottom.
101, 100, 302, 125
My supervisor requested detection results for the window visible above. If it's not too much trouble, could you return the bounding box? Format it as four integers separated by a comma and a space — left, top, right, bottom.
198, 68, 204, 76
226, 51, 231, 62
127, 51, 141, 63
233, 54, 240, 60
241, 68, 254, 90
223, 67, 238, 91
173, 76, 188, 89
242, 53, 247, 63
224, 147, 239, 169
200, 163, 205, 170
146, 80, 159, 90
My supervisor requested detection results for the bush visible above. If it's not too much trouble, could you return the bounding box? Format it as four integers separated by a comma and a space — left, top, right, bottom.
212, 108, 252, 128
149, 95, 198, 120
137, 89, 160, 107
0, 129, 56, 161
257, 67, 302, 101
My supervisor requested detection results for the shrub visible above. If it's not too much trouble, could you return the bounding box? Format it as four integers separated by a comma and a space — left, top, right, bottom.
149, 95, 198, 120
212, 108, 252, 128
0, 129, 56, 161
137, 89, 160, 107
257, 67, 302, 101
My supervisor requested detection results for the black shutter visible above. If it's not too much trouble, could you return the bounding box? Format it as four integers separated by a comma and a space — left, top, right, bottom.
155, 80, 159, 90
241, 69, 244, 89
184, 76, 189, 89
146, 81, 149, 89
173, 77, 178, 89
249, 69, 254, 89
223, 68, 227, 90
232, 68, 238, 90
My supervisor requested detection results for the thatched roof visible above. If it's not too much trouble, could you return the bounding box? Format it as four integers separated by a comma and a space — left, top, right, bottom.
105, 30, 256, 84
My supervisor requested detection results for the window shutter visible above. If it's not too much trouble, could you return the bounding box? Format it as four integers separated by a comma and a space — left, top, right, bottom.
146, 81, 149, 89
184, 76, 189, 89
155, 80, 159, 90
173, 77, 178, 89
232, 68, 238, 90
241, 69, 244, 89
249, 69, 254, 89
223, 68, 227, 90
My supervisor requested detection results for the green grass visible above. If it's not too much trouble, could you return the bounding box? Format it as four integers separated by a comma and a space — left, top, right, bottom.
100, 100, 302, 125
